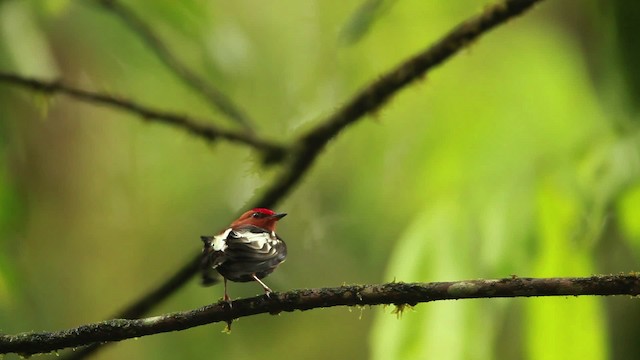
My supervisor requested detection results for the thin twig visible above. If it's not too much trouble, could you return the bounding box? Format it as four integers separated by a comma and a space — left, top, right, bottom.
254, 0, 542, 206
3, 274, 640, 356
0, 72, 285, 160
95, 0, 255, 131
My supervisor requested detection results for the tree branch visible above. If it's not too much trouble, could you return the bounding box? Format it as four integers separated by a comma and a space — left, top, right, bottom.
95, 0, 255, 131
254, 0, 543, 206
0, 72, 285, 160
3, 274, 639, 356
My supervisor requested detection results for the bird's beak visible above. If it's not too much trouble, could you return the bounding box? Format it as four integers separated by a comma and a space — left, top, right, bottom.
272, 213, 287, 220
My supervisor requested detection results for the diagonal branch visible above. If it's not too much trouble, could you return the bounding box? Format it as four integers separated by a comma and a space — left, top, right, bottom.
60, 175, 306, 360
254, 0, 543, 206
59, 156, 309, 359
3, 274, 640, 356
0, 72, 285, 160
95, 0, 255, 131
54, 254, 201, 360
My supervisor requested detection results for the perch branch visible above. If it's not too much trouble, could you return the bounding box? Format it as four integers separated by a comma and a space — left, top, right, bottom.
0, 72, 285, 160
95, 0, 255, 131
3, 274, 639, 356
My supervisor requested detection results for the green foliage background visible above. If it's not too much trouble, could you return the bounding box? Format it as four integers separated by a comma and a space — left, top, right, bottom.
1, 0, 639, 359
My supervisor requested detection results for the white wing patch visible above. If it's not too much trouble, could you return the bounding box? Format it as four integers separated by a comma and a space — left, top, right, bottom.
233, 230, 273, 250
211, 228, 232, 251
215, 227, 280, 254
211, 228, 278, 252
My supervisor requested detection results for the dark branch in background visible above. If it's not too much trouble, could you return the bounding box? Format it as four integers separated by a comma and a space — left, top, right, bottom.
117, 257, 202, 319
0, 72, 285, 161
95, 0, 255, 131
61, 164, 310, 360
3, 274, 640, 356
56, 255, 202, 360
254, 0, 542, 207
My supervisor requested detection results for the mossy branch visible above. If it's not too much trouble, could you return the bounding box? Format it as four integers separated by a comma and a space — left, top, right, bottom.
2, 274, 639, 356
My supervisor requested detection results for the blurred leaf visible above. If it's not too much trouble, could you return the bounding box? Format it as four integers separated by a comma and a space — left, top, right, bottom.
133, 0, 210, 39
575, 133, 640, 246
525, 179, 607, 360
340, 0, 396, 45
616, 180, 640, 250
369, 201, 505, 360
0, 1, 59, 77
0, 254, 14, 308
0, 147, 22, 310
42, 0, 72, 17
608, 0, 640, 114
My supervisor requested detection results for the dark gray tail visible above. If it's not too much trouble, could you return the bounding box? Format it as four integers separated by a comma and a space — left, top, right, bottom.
200, 236, 221, 286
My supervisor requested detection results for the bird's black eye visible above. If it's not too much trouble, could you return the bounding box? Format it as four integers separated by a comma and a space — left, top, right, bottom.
251, 212, 265, 218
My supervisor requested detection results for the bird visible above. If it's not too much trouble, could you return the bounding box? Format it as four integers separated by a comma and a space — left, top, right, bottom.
200, 208, 287, 302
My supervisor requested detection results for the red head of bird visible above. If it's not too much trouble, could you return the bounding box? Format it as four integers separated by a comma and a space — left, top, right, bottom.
230, 208, 287, 233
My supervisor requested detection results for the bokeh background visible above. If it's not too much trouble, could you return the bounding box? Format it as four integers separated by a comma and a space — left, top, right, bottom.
1, 0, 640, 359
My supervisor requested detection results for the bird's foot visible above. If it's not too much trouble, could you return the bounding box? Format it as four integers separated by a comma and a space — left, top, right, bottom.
251, 273, 274, 299
222, 294, 232, 308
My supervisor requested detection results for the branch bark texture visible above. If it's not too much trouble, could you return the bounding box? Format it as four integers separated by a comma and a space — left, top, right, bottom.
2, 275, 639, 356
